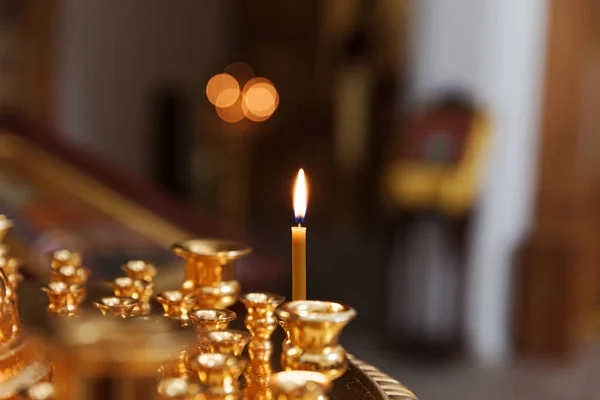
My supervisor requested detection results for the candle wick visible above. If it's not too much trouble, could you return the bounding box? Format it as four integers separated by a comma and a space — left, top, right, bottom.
297, 222, 301, 228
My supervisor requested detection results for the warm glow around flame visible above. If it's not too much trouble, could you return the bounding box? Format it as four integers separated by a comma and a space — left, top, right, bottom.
293, 169, 307, 224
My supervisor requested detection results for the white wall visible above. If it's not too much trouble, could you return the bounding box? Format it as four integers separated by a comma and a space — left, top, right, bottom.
55, 0, 232, 176
409, 0, 548, 363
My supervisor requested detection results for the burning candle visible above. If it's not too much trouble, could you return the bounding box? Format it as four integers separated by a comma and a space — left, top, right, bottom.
292, 169, 308, 301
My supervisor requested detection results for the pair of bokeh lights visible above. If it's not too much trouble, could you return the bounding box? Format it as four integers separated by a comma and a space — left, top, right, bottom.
206, 62, 279, 123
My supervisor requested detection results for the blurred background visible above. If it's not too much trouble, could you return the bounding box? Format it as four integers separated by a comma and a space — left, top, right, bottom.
0, 0, 598, 398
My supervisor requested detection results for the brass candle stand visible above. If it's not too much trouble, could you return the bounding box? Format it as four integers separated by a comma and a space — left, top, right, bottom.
275, 300, 357, 380
171, 239, 251, 309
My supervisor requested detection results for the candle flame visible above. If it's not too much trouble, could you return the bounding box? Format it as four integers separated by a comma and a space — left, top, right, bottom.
293, 169, 307, 224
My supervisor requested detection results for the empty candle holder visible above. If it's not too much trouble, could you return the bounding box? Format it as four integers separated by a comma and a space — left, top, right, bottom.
122, 260, 157, 283
93, 296, 138, 318
189, 309, 236, 352
156, 290, 198, 320
192, 353, 248, 399
202, 329, 252, 356
171, 239, 251, 308
51, 265, 91, 286
270, 371, 331, 400
241, 292, 285, 356
42, 282, 86, 315
48, 249, 82, 270
275, 300, 357, 380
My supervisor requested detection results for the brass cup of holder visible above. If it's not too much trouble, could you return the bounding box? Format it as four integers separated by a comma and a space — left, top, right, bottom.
192, 353, 248, 399
121, 260, 157, 283
270, 371, 332, 400
42, 282, 86, 315
276, 301, 357, 380
189, 309, 236, 353
156, 378, 201, 400
109, 277, 153, 315
48, 249, 82, 270
202, 330, 252, 356
51, 265, 91, 286
93, 296, 137, 318
156, 290, 198, 320
171, 239, 251, 309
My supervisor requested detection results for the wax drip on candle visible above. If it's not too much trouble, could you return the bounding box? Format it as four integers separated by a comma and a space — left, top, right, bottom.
293, 169, 307, 225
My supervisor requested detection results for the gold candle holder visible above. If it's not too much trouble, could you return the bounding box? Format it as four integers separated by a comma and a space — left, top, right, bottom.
171, 239, 251, 308
202, 329, 252, 356
189, 309, 236, 352
157, 378, 201, 400
93, 296, 138, 318
51, 265, 91, 286
275, 301, 356, 380
122, 260, 157, 283
192, 353, 248, 399
48, 249, 82, 270
241, 292, 285, 357
270, 371, 331, 400
108, 276, 153, 315
41, 282, 86, 315
156, 290, 198, 320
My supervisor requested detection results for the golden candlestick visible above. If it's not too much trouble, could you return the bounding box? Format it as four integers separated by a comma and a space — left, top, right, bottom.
93, 297, 138, 318
189, 309, 236, 353
192, 353, 248, 399
202, 329, 252, 356
42, 282, 86, 316
276, 300, 356, 380
156, 290, 197, 321
121, 260, 157, 283
270, 371, 331, 400
171, 239, 250, 309
241, 292, 285, 359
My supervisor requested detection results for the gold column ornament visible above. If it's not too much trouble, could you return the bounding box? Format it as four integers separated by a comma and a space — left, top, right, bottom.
242, 345, 275, 400
171, 239, 251, 308
192, 353, 248, 400
270, 371, 331, 400
276, 301, 356, 380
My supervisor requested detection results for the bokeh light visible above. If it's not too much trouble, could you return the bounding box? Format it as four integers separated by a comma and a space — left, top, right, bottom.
206, 73, 240, 108
215, 95, 245, 123
242, 78, 279, 122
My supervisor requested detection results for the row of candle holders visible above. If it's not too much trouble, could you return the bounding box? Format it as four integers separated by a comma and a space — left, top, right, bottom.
38, 239, 357, 400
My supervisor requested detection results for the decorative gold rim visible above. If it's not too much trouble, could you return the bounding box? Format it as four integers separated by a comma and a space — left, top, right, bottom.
348, 354, 418, 400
